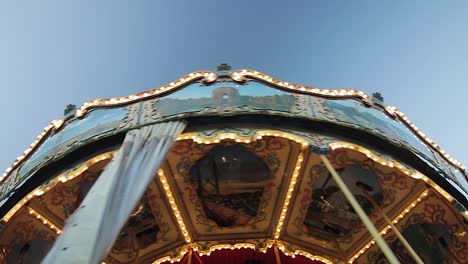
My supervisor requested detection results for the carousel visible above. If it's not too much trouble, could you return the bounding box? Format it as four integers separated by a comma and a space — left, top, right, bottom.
0, 64, 466, 264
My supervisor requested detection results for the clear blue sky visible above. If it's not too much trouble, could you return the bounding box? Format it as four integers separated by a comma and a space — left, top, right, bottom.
0, 1, 467, 173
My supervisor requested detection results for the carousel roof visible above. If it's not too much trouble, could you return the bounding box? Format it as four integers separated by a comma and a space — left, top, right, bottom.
0, 65, 467, 263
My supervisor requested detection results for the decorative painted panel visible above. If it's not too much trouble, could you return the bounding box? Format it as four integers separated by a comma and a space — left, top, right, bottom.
35, 159, 110, 220
108, 179, 185, 263
153, 81, 298, 118
17, 133, 62, 178
283, 148, 424, 256
53, 108, 127, 159
361, 191, 468, 264
0, 208, 57, 263
164, 137, 301, 240
0, 108, 128, 200
149, 80, 466, 193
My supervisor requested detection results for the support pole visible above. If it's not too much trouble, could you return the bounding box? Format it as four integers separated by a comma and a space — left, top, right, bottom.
319, 155, 400, 264
273, 244, 282, 264
187, 249, 193, 264
359, 189, 424, 264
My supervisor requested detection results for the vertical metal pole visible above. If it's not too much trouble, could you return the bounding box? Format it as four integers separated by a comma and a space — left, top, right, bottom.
273, 245, 282, 264
187, 249, 193, 264
359, 189, 424, 264
319, 155, 400, 264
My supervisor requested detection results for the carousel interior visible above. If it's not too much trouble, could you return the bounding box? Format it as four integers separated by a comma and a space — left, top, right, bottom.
0, 128, 466, 264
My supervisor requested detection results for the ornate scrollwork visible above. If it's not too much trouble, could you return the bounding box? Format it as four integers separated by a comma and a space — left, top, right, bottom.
118, 103, 140, 131
141, 98, 162, 124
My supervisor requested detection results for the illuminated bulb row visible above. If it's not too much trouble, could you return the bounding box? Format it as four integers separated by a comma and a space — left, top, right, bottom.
3, 196, 33, 222
152, 255, 184, 264
152, 256, 173, 264
329, 142, 455, 203
231, 69, 369, 102
2, 186, 52, 222
385, 106, 397, 116
330, 142, 420, 179
177, 132, 250, 145
1, 119, 64, 182
1, 152, 115, 223
348, 190, 430, 263
152, 241, 332, 264
231, 68, 466, 173
76, 71, 217, 118
27, 207, 62, 235
427, 178, 453, 202
277, 245, 333, 264
232, 67, 464, 173
157, 169, 191, 243
196, 243, 257, 256
385, 106, 466, 171
256, 131, 310, 148
177, 130, 310, 148
152, 247, 191, 264
274, 153, 304, 239
57, 153, 113, 185
231, 70, 465, 170
152, 244, 260, 264
234, 69, 467, 173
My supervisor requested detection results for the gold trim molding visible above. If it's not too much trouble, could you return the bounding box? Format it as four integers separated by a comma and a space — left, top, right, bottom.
75, 71, 217, 118
231, 69, 465, 172
0, 119, 63, 183
347, 189, 430, 263
1, 151, 115, 223
151, 241, 333, 264
2, 130, 465, 264
1, 68, 465, 201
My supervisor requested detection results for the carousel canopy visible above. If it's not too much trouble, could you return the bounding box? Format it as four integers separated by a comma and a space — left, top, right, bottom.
0, 65, 466, 264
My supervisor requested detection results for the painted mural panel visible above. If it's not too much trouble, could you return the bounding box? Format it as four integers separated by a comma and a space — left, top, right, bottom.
0, 108, 128, 200
188, 144, 272, 227
165, 137, 299, 239
302, 165, 383, 241
361, 191, 468, 264
283, 148, 424, 254
51, 108, 127, 161
292, 82, 463, 191
108, 193, 180, 263
150, 80, 464, 193
321, 100, 432, 156
304, 96, 466, 192
0, 208, 57, 264
16, 132, 62, 179
35, 158, 110, 220
154, 81, 298, 117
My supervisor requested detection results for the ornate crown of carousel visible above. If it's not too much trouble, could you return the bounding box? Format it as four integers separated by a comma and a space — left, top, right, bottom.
0, 64, 466, 264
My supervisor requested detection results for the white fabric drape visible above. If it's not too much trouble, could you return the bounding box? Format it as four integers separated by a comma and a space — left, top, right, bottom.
42, 121, 186, 264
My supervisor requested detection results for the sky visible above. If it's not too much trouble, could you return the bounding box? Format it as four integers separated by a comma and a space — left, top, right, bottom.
0, 1, 467, 174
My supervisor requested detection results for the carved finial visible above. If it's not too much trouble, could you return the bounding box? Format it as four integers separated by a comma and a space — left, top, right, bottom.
64, 104, 76, 119
372, 92, 384, 106
216, 63, 232, 77
216, 63, 232, 72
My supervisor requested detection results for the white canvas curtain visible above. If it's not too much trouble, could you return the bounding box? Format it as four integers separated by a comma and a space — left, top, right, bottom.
42, 121, 186, 264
